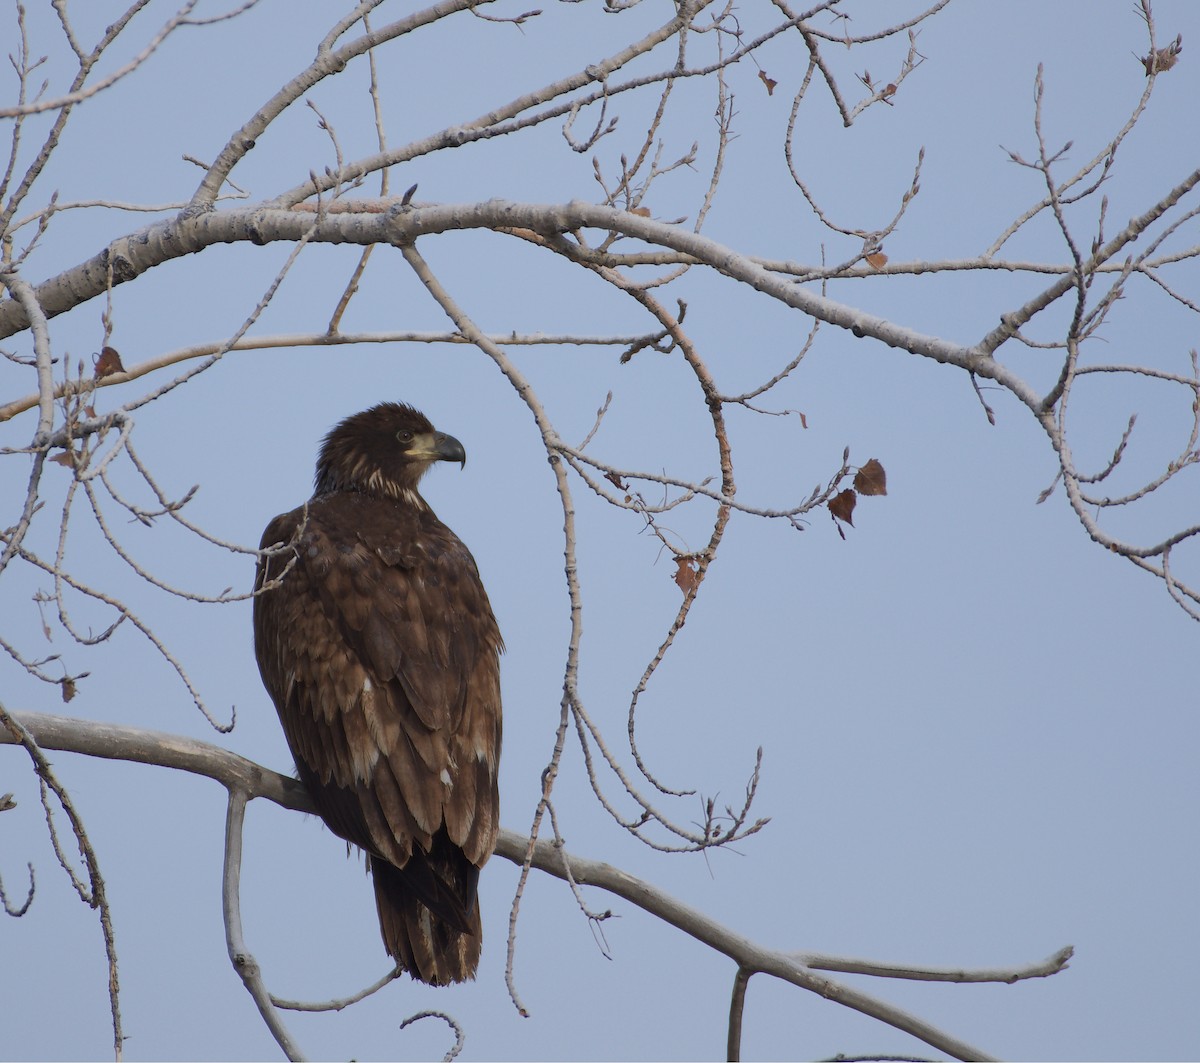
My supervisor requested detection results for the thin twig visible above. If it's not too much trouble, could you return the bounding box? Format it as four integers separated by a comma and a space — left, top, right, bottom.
221, 788, 304, 1061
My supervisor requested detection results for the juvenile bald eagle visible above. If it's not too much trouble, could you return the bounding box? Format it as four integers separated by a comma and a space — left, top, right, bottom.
253, 402, 502, 985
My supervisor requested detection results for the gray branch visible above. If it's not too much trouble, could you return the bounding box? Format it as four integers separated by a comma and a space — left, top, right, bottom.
0, 710, 1076, 1062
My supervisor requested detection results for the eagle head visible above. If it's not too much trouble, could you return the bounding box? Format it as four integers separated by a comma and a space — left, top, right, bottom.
313, 402, 466, 501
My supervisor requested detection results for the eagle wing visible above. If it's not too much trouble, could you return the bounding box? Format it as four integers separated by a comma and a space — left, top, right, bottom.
253, 492, 503, 918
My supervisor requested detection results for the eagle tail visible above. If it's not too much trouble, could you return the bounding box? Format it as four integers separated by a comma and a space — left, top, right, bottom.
371, 856, 482, 985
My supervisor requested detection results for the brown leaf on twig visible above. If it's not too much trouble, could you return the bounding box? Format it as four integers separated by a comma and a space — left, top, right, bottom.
865, 251, 888, 270
1140, 34, 1183, 75
758, 69, 777, 96
829, 488, 856, 526
93, 346, 125, 379
60, 677, 77, 703
854, 458, 888, 496
673, 556, 701, 595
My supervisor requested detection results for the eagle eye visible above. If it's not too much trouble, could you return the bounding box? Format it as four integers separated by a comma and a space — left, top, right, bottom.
396, 429, 414, 444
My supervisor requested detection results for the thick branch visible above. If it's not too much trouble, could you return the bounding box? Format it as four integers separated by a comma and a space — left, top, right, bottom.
0, 711, 1052, 1061
0, 200, 1000, 383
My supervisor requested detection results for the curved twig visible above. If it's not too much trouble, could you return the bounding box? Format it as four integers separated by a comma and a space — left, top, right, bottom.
222, 788, 304, 1061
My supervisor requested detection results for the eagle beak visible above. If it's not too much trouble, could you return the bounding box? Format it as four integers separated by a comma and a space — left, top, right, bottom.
433, 431, 467, 469
408, 429, 467, 469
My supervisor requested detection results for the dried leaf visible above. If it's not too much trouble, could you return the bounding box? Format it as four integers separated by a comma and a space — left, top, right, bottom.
829, 488, 856, 526
673, 556, 701, 595
60, 677, 76, 702
865, 251, 888, 270
882, 82, 897, 98
758, 69, 777, 96
854, 458, 887, 496
93, 346, 124, 378
1140, 34, 1183, 76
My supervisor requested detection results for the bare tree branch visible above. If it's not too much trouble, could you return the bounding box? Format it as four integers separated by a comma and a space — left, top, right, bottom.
0, 711, 1063, 1062
1, 3, 1194, 1057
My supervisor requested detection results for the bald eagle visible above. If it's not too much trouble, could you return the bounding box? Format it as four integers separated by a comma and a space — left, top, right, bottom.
253, 402, 503, 985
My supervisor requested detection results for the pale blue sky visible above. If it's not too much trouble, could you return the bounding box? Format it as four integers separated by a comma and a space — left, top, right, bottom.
2, 2, 1198, 1060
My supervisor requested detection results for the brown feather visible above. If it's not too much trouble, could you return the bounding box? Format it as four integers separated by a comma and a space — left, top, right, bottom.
253, 403, 502, 984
